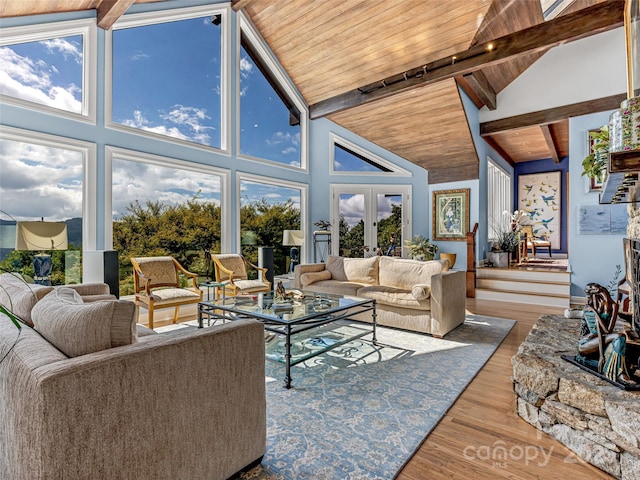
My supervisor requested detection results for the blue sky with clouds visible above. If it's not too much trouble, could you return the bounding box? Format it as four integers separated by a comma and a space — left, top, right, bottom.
0, 12, 379, 224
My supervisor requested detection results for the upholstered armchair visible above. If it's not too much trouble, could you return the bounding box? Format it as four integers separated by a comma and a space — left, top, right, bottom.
130, 256, 203, 329
211, 254, 271, 298
520, 225, 552, 259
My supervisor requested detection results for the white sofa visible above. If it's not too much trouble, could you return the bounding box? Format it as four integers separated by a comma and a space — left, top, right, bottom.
294, 255, 466, 337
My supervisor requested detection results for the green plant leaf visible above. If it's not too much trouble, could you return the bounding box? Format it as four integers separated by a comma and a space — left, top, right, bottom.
0, 304, 22, 331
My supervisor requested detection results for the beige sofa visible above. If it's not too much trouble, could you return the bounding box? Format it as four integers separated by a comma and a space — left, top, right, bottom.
294, 255, 466, 337
0, 273, 266, 480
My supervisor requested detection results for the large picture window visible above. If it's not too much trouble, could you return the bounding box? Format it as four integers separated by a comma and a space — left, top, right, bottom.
0, 127, 94, 285
238, 175, 305, 275
238, 15, 306, 168
0, 19, 95, 121
109, 7, 225, 149
487, 157, 512, 238
108, 148, 227, 295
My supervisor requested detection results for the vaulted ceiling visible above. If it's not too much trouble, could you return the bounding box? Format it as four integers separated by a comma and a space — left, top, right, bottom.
0, 0, 626, 183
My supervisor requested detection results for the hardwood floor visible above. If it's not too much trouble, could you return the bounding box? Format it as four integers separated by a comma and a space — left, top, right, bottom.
396, 298, 614, 480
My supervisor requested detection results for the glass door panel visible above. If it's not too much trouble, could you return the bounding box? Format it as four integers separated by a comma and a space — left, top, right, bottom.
338, 193, 366, 258
376, 194, 402, 256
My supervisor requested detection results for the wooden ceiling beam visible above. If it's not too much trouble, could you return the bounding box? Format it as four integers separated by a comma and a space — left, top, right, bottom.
309, 1, 623, 119
97, 0, 136, 30
462, 71, 496, 110
480, 92, 626, 135
540, 124, 560, 163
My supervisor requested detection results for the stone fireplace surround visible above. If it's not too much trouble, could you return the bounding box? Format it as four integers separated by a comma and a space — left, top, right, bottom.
512, 314, 640, 479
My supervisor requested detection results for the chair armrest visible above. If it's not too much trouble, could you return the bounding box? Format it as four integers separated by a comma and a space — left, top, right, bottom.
22, 319, 266, 479
430, 270, 466, 337
244, 258, 269, 282
293, 263, 327, 289
172, 259, 200, 289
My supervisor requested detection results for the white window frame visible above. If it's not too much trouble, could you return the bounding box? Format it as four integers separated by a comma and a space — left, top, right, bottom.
0, 18, 97, 124
104, 146, 231, 252
237, 11, 309, 172
105, 4, 231, 153
0, 125, 97, 251
236, 172, 308, 261
487, 156, 512, 238
329, 133, 411, 177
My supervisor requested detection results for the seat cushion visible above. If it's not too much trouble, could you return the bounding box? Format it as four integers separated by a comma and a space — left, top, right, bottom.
145, 287, 201, 305
227, 279, 270, 294
357, 285, 431, 310
305, 279, 364, 296
0, 272, 53, 327
31, 287, 137, 357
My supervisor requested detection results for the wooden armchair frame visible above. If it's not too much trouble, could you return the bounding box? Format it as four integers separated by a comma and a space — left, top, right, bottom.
131, 256, 203, 329
520, 224, 552, 259
211, 254, 271, 298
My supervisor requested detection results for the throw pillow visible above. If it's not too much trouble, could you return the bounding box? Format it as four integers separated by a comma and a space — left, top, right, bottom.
325, 255, 346, 281
0, 272, 53, 327
300, 270, 332, 287
411, 284, 431, 301
343, 256, 379, 284
31, 287, 137, 357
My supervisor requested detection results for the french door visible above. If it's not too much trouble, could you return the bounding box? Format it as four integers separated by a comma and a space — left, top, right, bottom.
330, 185, 411, 258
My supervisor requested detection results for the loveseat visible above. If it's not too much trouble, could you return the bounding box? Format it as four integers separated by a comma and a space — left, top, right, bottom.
0, 273, 266, 480
294, 255, 466, 337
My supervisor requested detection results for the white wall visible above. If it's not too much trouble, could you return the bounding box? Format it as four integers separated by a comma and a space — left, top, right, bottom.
480, 27, 627, 122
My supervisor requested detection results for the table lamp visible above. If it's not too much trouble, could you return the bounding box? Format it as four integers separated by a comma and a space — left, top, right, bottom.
282, 229, 304, 274
16, 221, 68, 285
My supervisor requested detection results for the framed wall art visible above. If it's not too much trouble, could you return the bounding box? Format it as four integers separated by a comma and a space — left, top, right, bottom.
517, 171, 561, 249
432, 188, 470, 241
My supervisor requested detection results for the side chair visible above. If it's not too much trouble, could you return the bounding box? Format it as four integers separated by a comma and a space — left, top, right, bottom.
130, 256, 203, 329
520, 224, 552, 259
211, 254, 271, 298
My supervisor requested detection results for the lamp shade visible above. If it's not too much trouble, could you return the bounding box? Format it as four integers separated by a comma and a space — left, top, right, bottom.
16, 221, 68, 251
282, 230, 304, 246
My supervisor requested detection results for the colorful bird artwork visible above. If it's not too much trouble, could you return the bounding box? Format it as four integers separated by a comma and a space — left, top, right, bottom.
523, 184, 533, 195
540, 218, 554, 229
541, 194, 556, 206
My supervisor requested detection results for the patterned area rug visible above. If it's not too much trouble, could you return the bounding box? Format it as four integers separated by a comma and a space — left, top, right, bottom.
239, 314, 515, 480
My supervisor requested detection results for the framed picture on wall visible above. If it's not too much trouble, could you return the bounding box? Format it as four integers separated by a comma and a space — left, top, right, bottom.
432, 188, 470, 241
517, 171, 561, 249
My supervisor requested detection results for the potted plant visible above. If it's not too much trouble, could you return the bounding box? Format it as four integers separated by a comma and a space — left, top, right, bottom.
581, 126, 609, 183
404, 235, 438, 261
489, 210, 525, 267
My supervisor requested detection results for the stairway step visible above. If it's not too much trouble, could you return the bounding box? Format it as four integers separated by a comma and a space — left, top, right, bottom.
477, 278, 570, 295
475, 288, 570, 308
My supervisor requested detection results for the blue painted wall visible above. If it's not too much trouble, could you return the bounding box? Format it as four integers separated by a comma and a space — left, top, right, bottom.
568, 111, 627, 297
513, 157, 569, 254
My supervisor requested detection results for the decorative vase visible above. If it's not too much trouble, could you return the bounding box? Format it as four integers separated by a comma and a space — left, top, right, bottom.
488, 251, 509, 268
440, 253, 456, 269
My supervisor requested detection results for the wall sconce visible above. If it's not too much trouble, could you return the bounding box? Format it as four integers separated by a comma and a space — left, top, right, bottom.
16, 221, 68, 285
282, 229, 304, 274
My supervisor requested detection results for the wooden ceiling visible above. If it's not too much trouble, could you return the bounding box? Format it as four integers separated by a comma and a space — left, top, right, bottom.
0, 0, 626, 183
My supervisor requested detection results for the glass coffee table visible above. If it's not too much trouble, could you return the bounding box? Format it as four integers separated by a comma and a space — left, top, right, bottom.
198, 291, 377, 388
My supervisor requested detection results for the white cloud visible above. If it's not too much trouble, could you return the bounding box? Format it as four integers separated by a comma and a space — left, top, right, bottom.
240, 56, 253, 78
130, 51, 149, 61
0, 46, 82, 113
0, 138, 83, 221
39, 38, 82, 64
339, 194, 365, 227
281, 147, 296, 155
120, 106, 215, 145
111, 159, 222, 220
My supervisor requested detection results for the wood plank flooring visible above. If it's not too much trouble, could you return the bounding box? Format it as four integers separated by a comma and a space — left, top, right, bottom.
396, 298, 614, 480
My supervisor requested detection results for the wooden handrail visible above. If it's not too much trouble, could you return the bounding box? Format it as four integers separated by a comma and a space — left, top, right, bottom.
466, 223, 478, 298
